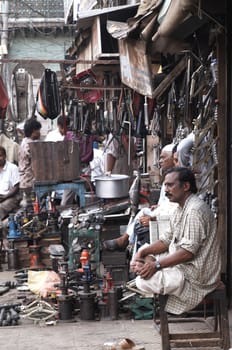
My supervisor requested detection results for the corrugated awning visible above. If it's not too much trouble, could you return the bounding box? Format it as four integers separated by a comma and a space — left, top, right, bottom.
107, 0, 207, 53
106, 0, 208, 97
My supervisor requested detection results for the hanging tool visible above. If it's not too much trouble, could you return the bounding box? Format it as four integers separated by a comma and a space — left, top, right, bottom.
123, 120, 132, 169
144, 96, 149, 131
136, 109, 143, 138
116, 88, 125, 128
128, 171, 141, 219
189, 64, 204, 103
72, 99, 78, 131
166, 82, 177, 136
184, 52, 192, 126
122, 91, 135, 136
80, 100, 84, 132
82, 109, 89, 133
150, 103, 162, 137
103, 72, 110, 134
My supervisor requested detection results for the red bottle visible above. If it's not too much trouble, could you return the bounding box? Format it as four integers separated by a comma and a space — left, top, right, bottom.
33, 196, 40, 214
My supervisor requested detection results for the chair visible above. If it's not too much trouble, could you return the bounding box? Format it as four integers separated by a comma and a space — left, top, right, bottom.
155, 281, 231, 350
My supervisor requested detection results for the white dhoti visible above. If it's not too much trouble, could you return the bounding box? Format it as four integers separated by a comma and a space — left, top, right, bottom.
136, 265, 184, 296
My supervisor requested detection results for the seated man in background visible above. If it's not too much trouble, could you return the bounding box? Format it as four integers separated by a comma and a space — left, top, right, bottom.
0, 146, 21, 220
103, 143, 177, 251
132, 167, 221, 315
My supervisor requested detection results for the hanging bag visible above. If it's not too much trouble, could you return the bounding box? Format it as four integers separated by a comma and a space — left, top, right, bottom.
36, 69, 61, 120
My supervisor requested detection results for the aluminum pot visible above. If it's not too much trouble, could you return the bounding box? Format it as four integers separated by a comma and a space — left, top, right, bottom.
94, 174, 129, 199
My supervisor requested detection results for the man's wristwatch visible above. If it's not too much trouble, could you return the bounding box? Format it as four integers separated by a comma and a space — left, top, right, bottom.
154, 260, 162, 271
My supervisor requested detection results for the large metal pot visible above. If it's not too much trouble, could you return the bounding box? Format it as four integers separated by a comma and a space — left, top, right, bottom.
94, 174, 129, 199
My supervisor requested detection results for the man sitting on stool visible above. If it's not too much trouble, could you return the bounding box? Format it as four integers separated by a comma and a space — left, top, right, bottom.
131, 167, 221, 315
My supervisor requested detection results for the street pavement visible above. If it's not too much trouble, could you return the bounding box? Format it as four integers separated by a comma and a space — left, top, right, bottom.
0, 267, 231, 350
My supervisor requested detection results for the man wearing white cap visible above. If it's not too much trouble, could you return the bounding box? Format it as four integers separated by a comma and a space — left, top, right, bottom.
103, 143, 177, 251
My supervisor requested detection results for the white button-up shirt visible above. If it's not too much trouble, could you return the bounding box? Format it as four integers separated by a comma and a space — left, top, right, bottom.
0, 161, 20, 195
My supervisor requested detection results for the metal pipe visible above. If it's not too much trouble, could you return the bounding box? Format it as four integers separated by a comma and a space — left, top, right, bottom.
123, 120, 131, 167
144, 96, 149, 130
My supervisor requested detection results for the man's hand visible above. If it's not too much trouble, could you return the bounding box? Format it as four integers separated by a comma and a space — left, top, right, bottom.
139, 215, 151, 227
137, 260, 157, 280
130, 258, 145, 274
130, 253, 155, 275
131, 257, 157, 279
130, 250, 144, 273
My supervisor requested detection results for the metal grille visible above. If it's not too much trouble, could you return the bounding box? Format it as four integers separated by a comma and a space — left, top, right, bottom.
9, 0, 64, 19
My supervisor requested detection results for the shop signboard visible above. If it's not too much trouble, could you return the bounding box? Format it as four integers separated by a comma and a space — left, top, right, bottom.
118, 38, 155, 98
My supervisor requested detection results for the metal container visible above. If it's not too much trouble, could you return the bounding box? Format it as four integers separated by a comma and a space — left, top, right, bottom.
84, 192, 98, 206
7, 248, 20, 270
94, 174, 129, 199
30, 141, 80, 183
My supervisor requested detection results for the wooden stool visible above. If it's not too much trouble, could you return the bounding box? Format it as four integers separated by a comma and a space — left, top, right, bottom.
155, 281, 231, 350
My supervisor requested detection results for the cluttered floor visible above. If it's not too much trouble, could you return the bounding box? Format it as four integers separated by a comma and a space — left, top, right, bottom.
0, 265, 158, 350
0, 265, 232, 350
0, 192, 231, 349
0, 263, 231, 350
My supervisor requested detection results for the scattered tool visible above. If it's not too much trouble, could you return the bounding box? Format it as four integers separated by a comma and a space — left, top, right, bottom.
20, 296, 58, 325
0, 303, 21, 326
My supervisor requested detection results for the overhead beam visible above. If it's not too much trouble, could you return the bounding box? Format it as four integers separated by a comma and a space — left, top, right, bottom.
0, 58, 119, 65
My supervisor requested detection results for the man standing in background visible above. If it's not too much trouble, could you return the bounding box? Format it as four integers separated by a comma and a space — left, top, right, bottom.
18, 118, 41, 195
